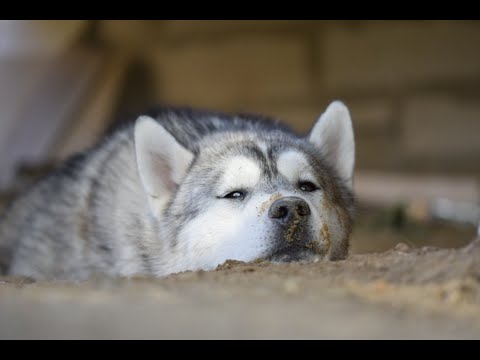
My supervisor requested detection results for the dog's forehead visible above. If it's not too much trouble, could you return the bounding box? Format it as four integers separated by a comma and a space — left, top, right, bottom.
276, 150, 314, 182
200, 136, 319, 188
219, 156, 263, 189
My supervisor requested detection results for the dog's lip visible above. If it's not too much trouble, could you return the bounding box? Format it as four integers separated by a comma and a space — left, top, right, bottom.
266, 245, 315, 262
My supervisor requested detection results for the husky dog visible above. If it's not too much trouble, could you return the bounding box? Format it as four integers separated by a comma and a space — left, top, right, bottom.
0, 101, 355, 280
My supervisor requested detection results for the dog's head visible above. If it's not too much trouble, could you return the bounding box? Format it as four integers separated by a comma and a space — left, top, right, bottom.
134, 101, 355, 273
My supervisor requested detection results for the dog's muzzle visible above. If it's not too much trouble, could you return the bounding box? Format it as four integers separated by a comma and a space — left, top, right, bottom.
268, 196, 311, 244
267, 196, 317, 262
268, 196, 310, 226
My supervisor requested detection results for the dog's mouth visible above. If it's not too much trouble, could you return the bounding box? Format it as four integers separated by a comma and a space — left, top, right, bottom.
266, 245, 317, 263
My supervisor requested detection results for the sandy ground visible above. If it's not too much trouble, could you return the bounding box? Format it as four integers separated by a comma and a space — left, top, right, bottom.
1, 234, 479, 339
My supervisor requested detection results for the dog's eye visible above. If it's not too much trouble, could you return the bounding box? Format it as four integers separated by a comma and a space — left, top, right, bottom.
223, 191, 246, 200
298, 181, 318, 192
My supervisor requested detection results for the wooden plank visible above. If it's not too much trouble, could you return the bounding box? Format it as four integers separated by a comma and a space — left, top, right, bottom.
0, 50, 102, 189
53, 55, 129, 159
354, 170, 480, 225
354, 171, 479, 205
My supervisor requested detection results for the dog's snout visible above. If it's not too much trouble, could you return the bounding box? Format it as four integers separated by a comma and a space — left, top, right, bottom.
268, 197, 310, 224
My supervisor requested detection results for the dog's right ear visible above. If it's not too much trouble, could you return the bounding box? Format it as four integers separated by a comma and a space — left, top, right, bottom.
135, 116, 194, 217
308, 101, 355, 190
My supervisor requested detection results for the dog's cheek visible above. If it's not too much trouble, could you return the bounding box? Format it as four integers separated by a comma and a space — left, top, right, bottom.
319, 198, 351, 260
176, 202, 250, 265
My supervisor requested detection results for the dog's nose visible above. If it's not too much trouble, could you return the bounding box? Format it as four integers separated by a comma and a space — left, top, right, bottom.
268, 196, 310, 224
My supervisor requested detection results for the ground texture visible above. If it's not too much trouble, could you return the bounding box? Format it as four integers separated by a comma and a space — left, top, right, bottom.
1, 235, 479, 339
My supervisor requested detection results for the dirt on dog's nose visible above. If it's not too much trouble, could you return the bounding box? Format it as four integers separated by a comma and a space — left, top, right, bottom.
268, 197, 310, 225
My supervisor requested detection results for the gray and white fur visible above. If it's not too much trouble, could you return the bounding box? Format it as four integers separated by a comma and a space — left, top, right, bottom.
0, 101, 355, 280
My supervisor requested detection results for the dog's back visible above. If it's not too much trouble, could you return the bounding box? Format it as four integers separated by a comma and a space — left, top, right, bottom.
1, 144, 122, 279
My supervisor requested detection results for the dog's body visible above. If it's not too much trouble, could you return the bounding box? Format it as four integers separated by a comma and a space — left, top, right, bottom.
0, 102, 355, 280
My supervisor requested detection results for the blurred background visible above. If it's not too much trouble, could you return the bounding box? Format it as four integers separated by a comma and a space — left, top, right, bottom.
0, 20, 479, 252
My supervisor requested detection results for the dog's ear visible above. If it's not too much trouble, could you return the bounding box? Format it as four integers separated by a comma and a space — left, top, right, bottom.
135, 116, 194, 217
308, 101, 355, 190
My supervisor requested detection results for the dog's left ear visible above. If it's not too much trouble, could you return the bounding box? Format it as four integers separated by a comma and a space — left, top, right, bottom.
135, 116, 194, 217
308, 101, 355, 189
